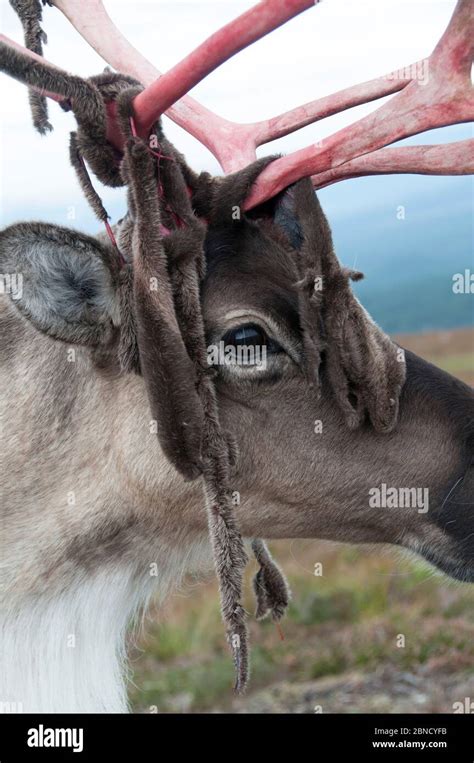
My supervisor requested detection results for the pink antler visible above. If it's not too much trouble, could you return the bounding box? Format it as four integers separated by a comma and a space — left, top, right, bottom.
311, 140, 474, 189
56, 0, 470, 204
243, 0, 473, 206
3, 0, 472, 205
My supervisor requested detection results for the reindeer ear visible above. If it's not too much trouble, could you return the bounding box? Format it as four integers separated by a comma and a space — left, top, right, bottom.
0, 222, 121, 346
267, 178, 331, 252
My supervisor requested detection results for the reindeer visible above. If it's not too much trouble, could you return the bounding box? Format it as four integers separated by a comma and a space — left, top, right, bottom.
0, 0, 472, 713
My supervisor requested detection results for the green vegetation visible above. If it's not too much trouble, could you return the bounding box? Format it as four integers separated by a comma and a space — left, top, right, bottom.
129, 547, 474, 713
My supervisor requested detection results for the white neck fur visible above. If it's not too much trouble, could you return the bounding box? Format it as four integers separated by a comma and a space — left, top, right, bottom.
1, 541, 211, 713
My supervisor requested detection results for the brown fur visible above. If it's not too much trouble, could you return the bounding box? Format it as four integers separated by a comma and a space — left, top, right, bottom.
124, 127, 253, 690
125, 137, 204, 481
272, 181, 406, 432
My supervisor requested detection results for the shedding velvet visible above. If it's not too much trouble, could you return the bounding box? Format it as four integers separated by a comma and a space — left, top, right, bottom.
0, 13, 408, 694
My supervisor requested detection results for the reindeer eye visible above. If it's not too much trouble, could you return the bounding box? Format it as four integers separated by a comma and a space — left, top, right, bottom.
223, 323, 282, 354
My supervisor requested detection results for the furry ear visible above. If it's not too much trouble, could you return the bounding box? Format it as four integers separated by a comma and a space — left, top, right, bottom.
0, 222, 121, 346
264, 178, 332, 254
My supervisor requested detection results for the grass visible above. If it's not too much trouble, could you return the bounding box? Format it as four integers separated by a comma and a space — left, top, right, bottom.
129, 545, 474, 713
129, 328, 474, 713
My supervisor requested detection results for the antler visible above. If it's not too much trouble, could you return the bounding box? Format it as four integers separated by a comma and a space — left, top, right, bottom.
3, 0, 315, 168
2, 0, 472, 206
54, 0, 474, 205
52, 0, 316, 170
310, 141, 474, 189
243, 0, 474, 205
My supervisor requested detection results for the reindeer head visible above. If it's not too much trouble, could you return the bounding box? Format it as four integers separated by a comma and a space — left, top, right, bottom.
1, 0, 472, 692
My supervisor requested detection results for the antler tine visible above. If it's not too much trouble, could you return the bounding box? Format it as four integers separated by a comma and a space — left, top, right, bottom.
242, 65, 418, 148
312, 140, 474, 189
52, 0, 158, 85
243, 0, 473, 208
175, 59, 417, 172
